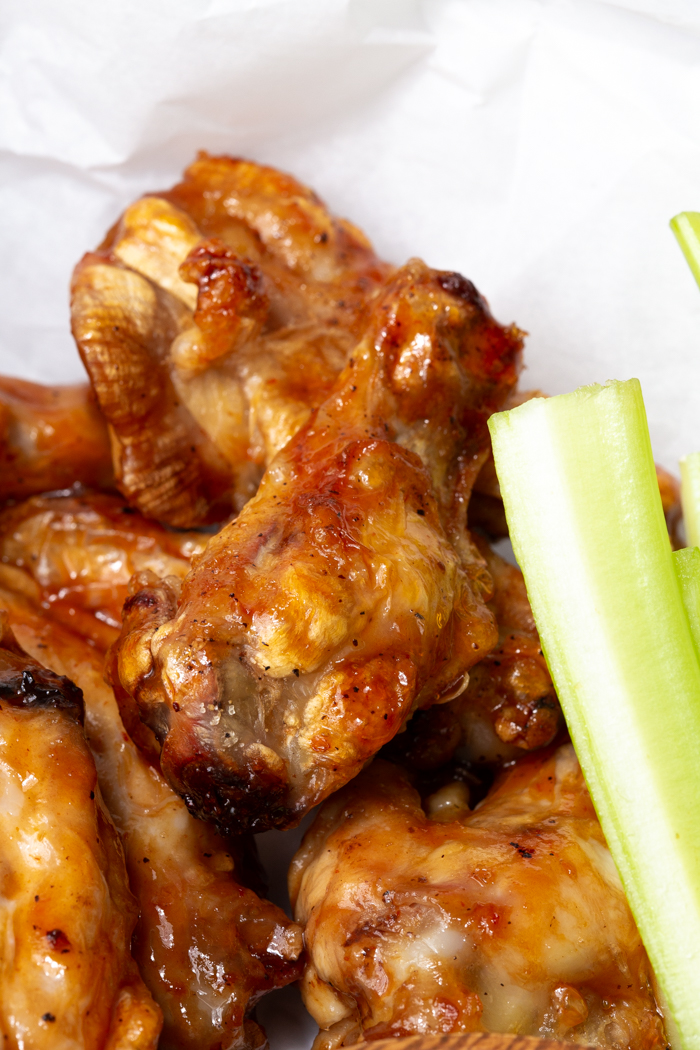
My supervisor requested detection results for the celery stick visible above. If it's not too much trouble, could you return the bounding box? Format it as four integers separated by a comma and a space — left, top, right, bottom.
671, 212, 700, 290
674, 546, 700, 661
489, 379, 700, 1050
681, 452, 700, 548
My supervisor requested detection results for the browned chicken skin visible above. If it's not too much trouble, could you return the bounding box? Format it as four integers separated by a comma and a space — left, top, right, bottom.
71, 154, 391, 526
0, 492, 208, 649
389, 537, 561, 771
112, 258, 522, 833
290, 749, 666, 1050
0, 581, 303, 1050
0, 378, 113, 501
464, 537, 560, 754
0, 614, 161, 1050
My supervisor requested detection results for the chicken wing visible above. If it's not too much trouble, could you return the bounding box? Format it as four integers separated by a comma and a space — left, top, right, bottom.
0, 614, 161, 1050
0, 491, 208, 649
387, 537, 561, 771
290, 748, 667, 1050
113, 259, 523, 833
0, 377, 113, 501
0, 581, 303, 1050
71, 155, 391, 526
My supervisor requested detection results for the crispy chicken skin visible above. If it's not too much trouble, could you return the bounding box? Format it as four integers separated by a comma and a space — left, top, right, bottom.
389, 537, 561, 771
0, 492, 208, 649
0, 378, 113, 501
0, 614, 161, 1050
461, 538, 560, 754
113, 259, 523, 833
71, 154, 391, 526
290, 748, 666, 1050
0, 583, 303, 1050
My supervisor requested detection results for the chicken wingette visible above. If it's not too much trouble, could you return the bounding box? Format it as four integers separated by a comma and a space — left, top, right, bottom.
291, 747, 667, 1050
0, 492, 207, 649
71, 154, 391, 526
0, 615, 161, 1050
0, 581, 303, 1050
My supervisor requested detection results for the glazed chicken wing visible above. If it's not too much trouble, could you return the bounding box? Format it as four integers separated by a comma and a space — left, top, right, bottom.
290, 748, 667, 1050
0, 491, 208, 649
0, 615, 161, 1050
0, 378, 113, 501
388, 537, 561, 771
71, 155, 391, 526
0, 582, 303, 1050
113, 259, 523, 833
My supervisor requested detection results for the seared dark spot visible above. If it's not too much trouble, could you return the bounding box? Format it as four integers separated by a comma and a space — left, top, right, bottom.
46, 929, 70, 951
179, 753, 292, 834
436, 270, 484, 308
0, 662, 84, 720
123, 590, 158, 612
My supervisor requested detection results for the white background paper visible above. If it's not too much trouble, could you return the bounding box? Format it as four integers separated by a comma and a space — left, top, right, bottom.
2, 1, 700, 1044
3, 0, 700, 469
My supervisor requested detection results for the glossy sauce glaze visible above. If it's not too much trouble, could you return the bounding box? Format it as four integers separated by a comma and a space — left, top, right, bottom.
0, 615, 161, 1050
113, 258, 523, 833
0, 378, 112, 501
290, 748, 666, 1050
0, 582, 303, 1050
388, 537, 561, 772
0, 491, 207, 649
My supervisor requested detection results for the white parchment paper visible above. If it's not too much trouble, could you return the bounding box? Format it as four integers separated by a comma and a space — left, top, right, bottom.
2, 1, 700, 1044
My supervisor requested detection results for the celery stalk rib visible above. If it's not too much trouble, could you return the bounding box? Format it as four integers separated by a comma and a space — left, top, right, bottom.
671, 212, 700, 290
674, 547, 700, 662
489, 379, 700, 1050
680, 452, 700, 549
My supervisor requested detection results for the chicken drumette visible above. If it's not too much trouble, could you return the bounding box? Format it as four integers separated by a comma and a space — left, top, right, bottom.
114, 258, 523, 833
0, 377, 112, 501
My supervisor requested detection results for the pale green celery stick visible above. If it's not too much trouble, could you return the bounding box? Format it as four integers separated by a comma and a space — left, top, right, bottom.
680, 453, 700, 549
671, 212, 700, 290
488, 378, 700, 1050
674, 546, 700, 661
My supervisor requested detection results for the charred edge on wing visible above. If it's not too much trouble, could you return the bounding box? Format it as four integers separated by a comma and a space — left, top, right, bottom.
0, 659, 85, 720
177, 757, 294, 834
